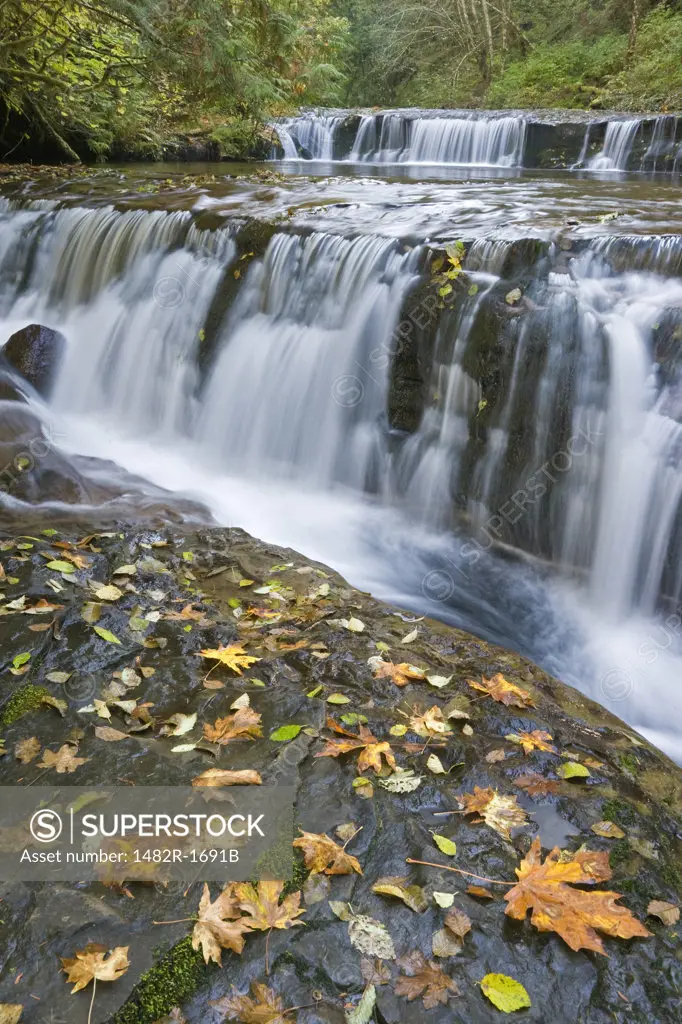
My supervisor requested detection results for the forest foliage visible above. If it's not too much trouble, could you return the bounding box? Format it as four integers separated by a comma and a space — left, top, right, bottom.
2, 0, 682, 162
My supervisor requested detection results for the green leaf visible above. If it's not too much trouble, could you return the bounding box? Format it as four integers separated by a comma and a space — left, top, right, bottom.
480, 973, 531, 1013
340, 713, 368, 726
438, 283, 453, 298
45, 560, 75, 574
468, 283, 479, 296
270, 724, 303, 742
432, 833, 457, 856
557, 761, 591, 780
182, 551, 194, 562
345, 984, 376, 1024
12, 652, 30, 670
94, 626, 122, 645
306, 685, 323, 698
327, 693, 351, 704
41, 529, 58, 537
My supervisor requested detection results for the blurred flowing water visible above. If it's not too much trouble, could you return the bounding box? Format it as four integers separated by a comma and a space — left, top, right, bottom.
2, 160, 682, 760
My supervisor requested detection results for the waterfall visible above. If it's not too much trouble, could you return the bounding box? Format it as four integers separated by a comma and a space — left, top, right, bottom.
272, 113, 346, 159
589, 119, 641, 170
407, 116, 526, 166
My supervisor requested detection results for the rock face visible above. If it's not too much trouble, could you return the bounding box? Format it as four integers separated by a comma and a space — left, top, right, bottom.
0, 524, 680, 1023
2, 323, 67, 396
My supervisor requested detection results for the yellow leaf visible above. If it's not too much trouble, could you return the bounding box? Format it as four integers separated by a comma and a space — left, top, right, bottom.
61, 945, 130, 993
199, 644, 260, 675
480, 973, 531, 1013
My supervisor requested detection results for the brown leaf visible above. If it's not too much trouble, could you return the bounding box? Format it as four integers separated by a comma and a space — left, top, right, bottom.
293, 830, 362, 875
485, 748, 507, 763
466, 885, 494, 899
409, 705, 451, 738
234, 880, 306, 932
505, 837, 652, 955
394, 951, 460, 1008
95, 726, 130, 742
214, 982, 290, 1023
191, 883, 253, 965
460, 786, 529, 839
360, 958, 391, 986
514, 772, 560, 797
315, 722, 396, 774
203, 707, 263, 745
192, 768, 262, 787
37, 744, 89, 774
505, 730, 557, 755
373, 661, 426, 687
468, 673, 535, 708
61, 945, 130, 992
647, 900, 680, 926
591, 821, 626, 840
444, 907, 471, 940
14, 737, 40, 764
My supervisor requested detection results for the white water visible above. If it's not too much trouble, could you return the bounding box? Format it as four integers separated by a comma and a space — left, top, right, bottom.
589, 119, 641, 170
3, 199, 682, 759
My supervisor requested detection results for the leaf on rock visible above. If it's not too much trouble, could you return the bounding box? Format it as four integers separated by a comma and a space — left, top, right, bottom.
468, 674, 535, 709
395, 952, 460, 1008
460, 786, 528, 840
504, 837, 651, 955
315, 722, 396, 774
94, 626, 122, 645
410, 705, 451, 737
0, 1006, 22, 1024
341, 617, 365, 632
37, 744, 90, 774
160, 712, 197, 737
432, 834, 457, 857
203, 708, 263, 745
360, 958, 391, 986
432, 891, 456, 909
514, 772, 560, 797
444, 907, 471, 941
480, 973, 531, 1013
378, 768, 421, 793
591, 821, 625, 839
371, 660, 426, 687
192, 769, 262, 787
92, 584, 123, 602
14, 737, 40, 764
200, 644, 261, 675
270, 724, 303, 742
466, 885, 494, 899
647, 900, 680, 926
372, 876, 427, 912
293, 830, 362, 876
192, 884, 253, 965
345, 983, 376, 1024
234, 880, 306, 932
95, 726, 129, 742
46, 560, 76, 574
217, 982, 290, 1024
426, 754, 447, 774
61, 945, 130, 993
505, 730, 557, 755
348, 913, 395, 959
557, 761, 591, 780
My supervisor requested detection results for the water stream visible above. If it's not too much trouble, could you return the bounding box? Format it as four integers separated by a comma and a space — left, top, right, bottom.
2, 148, 682, 761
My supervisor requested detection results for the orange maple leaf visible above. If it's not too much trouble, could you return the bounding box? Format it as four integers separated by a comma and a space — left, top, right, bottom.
293, 830, 362, 875
203, 707, 263, 745
505, 729, 557, 755
315, 720, 396, 773
504, 837, 651, 955
467, 673, 535, 708
372, 661, 426, 687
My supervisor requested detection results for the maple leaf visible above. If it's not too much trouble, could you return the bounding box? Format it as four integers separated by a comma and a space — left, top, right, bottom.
192, 884, 253, 965
61, 945, 130, 993
215, 982, 290, 1024
460, 786, 528, 840
203, 707, 263, 745
394, 951, 460, 1008
14, 737, 40, 764
293, 830, 362, 875
165, 604, 213, 626
505, 837, 652, 955
37, 744, 90, 774
315, 721, 396, 774
505, 730, 557, 755
514, 772, 560, 796
468, 674, 535, 708
235, 880, 306, 932
372, 661, 426, 687
409, 705, 452, 738
199, 644, 261, 675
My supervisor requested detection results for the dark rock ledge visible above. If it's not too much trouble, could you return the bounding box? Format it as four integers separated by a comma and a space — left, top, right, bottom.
0, 524, 680, 1024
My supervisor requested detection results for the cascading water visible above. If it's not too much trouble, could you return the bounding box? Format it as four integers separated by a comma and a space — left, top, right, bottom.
3, 189, 682, 759
588, 119, 641, 170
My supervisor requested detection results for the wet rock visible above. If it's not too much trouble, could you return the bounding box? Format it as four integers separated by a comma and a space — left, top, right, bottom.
0, 524, 680, 1024
2, 323, 67, 397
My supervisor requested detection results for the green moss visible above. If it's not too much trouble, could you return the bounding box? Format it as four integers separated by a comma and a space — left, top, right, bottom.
0, 684, 51, 726
618, 753, 641, 776
608, 839, 632, 869
601, 798, 638, 828
110, 937, 209, 1024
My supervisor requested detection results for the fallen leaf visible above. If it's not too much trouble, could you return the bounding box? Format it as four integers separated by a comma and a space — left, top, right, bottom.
445, 907, 471, 942
360, 959, 391, 986
192, 884, 253, 965
294, 830, 362, 875
432, 834, 457, 857
348, 913, 395, 959
327, 693, 351, 705
431, 928, 464, 957
0, 1006, 22, 1024
591, 821, 625, 839
432, 891, 456, 909
46, 671, 72, 684
647, 900, 680, 926
270, 724, 303, 742
378, 768, 421, 793
371, 660, 426, 687
316, 722, 396, 774
160, 713, 197, 737
14, 737, 40, 764
341, 617, 365, 632
505, 837, 651, 955
204, 708, 263, 745
426, 754, 447, 774
234, 880, 306, 934
514, 772, 560, 796
466, 885, 494, 899
480, 973, 530, 1013
345, 983, 376, 1024
468, 674, 535, 709
61, 945, 130, 992
372, 876, 427, 912
395, 952, 459, 1008
95, 726, 129, 742
426, 674, 452, 689
460, 786, 529, 840
216, 982, 290, 1024
37, 745, 90, 774
410, 706, 451, 738
46, 560, 76, 574
200, 644, 260, 675
486, 749, 507, 763
557, 761, 591, 780
92, 585, 123, 602
94, 626, 122, 645
505, 730, 557, 755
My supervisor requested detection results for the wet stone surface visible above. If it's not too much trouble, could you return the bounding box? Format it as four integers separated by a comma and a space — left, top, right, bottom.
0, 524, 680, 1023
